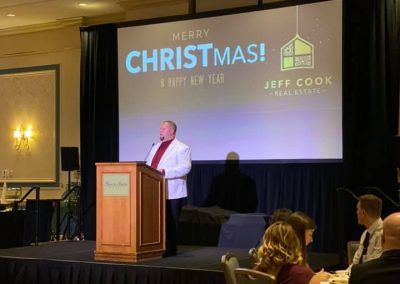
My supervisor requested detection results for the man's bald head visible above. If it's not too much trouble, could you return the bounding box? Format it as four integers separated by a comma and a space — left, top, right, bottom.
382, 212, 400, 251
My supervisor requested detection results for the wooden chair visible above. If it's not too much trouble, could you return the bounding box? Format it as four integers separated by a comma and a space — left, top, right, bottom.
234, 268, 276, 284
221, 253, 240, 284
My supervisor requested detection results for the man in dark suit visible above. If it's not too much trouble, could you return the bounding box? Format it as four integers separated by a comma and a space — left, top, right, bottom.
349, 212, 400, 284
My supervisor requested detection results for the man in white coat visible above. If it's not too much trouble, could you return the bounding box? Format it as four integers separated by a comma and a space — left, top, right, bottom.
146, 120, 192, 256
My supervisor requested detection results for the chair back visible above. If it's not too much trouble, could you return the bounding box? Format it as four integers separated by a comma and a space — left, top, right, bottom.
248, 247, 258, 263
347, 240, 359, 265
221, 253, 240, 284
234, 268, 276, 284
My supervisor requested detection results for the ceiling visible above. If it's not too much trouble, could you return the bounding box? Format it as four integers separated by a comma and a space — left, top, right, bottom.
0, 0, 283, 34
0, 0, 126, 29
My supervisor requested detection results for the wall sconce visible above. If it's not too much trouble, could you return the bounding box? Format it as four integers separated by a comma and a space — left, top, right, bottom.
13, 125, 32, 151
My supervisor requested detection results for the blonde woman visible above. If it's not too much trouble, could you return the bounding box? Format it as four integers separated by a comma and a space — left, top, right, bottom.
254, 221, 330, 284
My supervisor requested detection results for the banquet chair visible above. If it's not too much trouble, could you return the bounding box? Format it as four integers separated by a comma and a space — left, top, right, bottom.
248, 247, 258, 262
234, 268, 276, 284
347, 240, 359, 265
221, 253, 240, 284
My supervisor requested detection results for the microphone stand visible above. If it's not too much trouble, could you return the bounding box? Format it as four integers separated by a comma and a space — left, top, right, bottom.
336, 187, 359, 200
335, 187, 360, 266
364, 186, 400, 208
143, 142, 155, 163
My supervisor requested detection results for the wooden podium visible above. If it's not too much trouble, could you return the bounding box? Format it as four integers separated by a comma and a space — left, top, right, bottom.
94, 162, 165, 263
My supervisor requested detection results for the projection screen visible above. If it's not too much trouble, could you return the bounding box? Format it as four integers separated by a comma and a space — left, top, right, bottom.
118, 0, 342, 162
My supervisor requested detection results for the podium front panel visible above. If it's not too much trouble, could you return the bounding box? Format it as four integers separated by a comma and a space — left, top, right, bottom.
139, 171, 163, 246
98, 172, 134, 250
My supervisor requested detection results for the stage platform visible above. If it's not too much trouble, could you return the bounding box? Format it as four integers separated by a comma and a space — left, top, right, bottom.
0, 241, 341, 284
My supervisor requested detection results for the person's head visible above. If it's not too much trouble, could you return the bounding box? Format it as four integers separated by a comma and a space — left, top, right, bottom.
356, 194, 382, 228
381, 212, 400, 251
257, 221, 303, 275
225, 152, 239, 169
269, 208, 293, 225
159, 120, 177, 141
286, 211, 316, 264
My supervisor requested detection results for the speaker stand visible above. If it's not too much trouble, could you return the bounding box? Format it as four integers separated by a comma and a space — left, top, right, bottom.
59, 170, 83, 241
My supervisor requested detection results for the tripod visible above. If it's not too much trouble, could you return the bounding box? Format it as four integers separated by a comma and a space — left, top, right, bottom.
59, 170, 83, 240
59, 147, 82, 240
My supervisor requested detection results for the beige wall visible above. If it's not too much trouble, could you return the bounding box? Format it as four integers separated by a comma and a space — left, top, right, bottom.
0, 25, 81, 199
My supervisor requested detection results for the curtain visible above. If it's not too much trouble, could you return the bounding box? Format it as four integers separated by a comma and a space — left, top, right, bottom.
188, 162, 343, 252
339, 0, 400, 249
80, 24, 119, 240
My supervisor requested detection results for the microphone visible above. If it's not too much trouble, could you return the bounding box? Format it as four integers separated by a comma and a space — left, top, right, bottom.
143, 142, 155, 163
336, 187, 359, 200
363, 186, 400, 208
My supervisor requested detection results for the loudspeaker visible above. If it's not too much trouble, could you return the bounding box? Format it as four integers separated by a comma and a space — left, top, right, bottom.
61, 147, 80, 171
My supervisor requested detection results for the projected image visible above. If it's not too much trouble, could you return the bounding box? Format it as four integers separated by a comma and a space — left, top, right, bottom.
118, 0, 342, 161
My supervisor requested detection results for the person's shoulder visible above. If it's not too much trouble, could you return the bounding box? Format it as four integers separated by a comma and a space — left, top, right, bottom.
349, 257, 398, 284
279, 264, 314, 282
377, 218, 384, 229
281, 264, 313, 275
351, 257, 382, 272
372, 218, 384, 231
381, 250, 400, 261
174, 139, 190, 149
